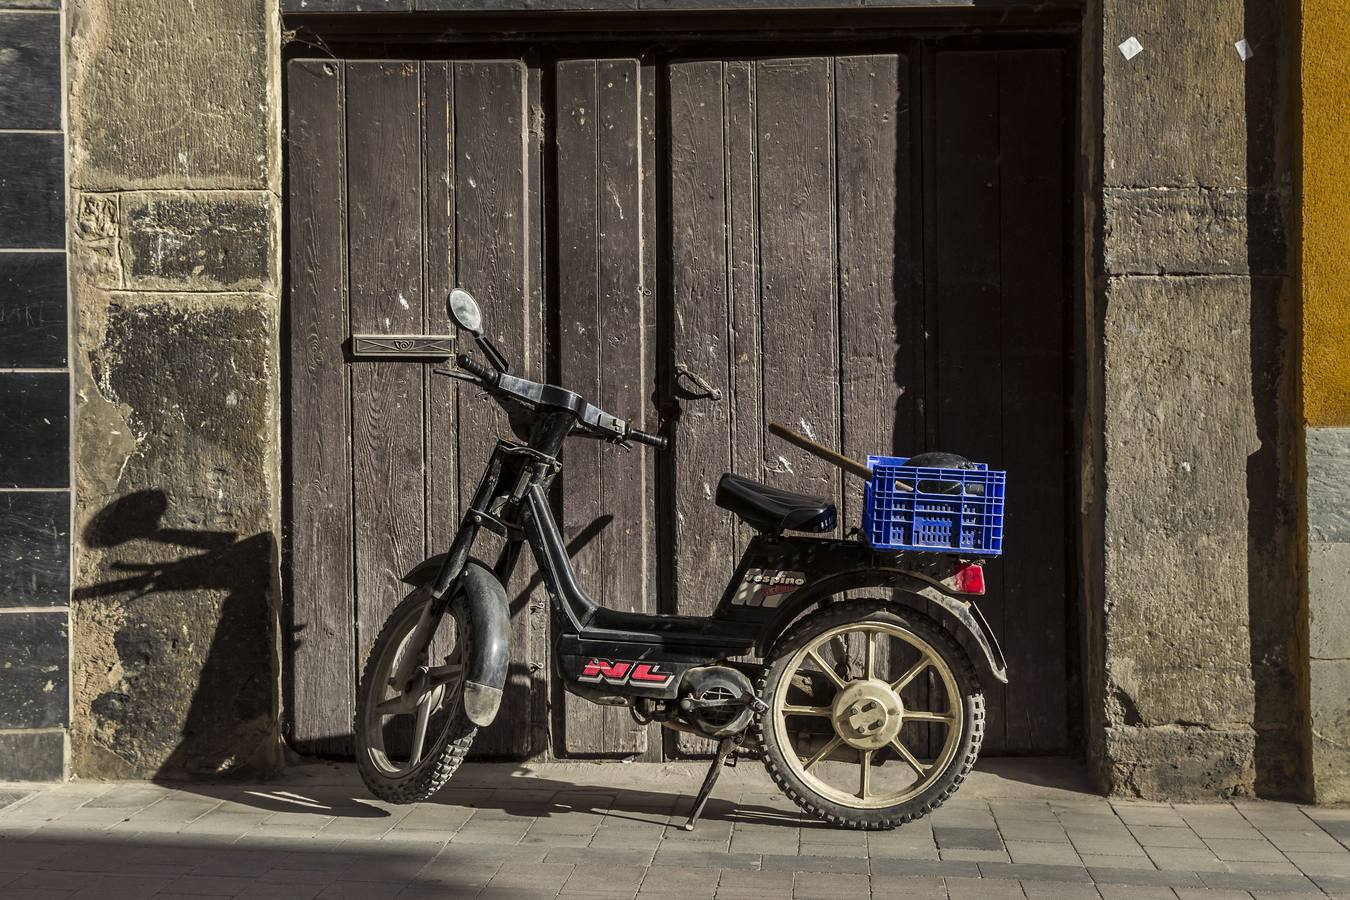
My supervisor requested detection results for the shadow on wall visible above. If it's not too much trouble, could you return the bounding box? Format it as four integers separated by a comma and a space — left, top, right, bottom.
1242, 0, 1303, 799
73, 489, 280, 780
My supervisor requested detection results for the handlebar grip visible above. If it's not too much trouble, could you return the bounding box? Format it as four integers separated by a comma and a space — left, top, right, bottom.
627, 427, 668, 450
456, 353, 496, 385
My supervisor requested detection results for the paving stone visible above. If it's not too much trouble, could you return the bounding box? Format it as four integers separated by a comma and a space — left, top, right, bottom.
635, 863, 720, 897
1282, 851, 1350, 876
715, 868, 794, 899
1088, 866, 1202, 888
1077, 854, 1158, 871
792, 871, 870, 899
1261, 829, 1346, 853
1222, 860, 1305, 877
1130, 826, 1209, 849
1019, 881, 1103, 899
1203, 838, 1286, 863
1145, 847, 1227, 872
935, 826, 1006, 851
1070, 834, 1149, 857
1197, 871, 1318, 893
869, 857, 981, 878
942, 848, 1013, 863
760, 853, 868, 875
980, 862, 1094, 883
1095, 887, 1177, 900
1173, 890, 1254, 900
543, 847, 656, 867
991, 801, 1060, 823
799, 839, 867, 858
488, 861, 575, 890
1112, 805, 1187, 828
1002, 821, 1073, 843
564, 863, 646, 894
868, 875, 948, 899
652, 849, 760, 870
1177, 811, 1263, 840
944, 874, 1027, 899
1006, 841, 1084, 866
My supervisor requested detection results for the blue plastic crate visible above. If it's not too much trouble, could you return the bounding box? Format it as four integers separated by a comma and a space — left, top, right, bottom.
861, 455, 1006, 555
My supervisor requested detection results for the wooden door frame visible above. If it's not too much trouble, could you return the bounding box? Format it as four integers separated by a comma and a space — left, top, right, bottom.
280, 18, 1087, 759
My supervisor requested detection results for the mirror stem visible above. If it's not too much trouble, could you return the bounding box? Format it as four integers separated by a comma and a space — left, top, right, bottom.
476, 333, 512, 374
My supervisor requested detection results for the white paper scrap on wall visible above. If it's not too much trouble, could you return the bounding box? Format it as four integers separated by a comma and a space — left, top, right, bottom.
1118, 36, 1144, 61
1235, 39, 1255, 61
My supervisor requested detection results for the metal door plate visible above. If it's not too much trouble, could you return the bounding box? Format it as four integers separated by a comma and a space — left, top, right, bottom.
351, 334, 456, 359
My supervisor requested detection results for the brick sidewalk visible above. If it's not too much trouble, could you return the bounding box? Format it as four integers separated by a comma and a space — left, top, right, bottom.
0, 760, 1347, 899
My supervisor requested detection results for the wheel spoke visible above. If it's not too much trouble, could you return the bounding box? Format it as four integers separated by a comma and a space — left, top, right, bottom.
808, 649, 848, 690
905, 710, 955, 725
859, 749, 873, 800
889, 736, 931, 779
864, 631, 878, 681
376, 694, 414, 715
890, 655, 931, 693
428, 661, 462, 686
408, 693, 433, 766
781, 704, 833, 717
802, 736, 843, 772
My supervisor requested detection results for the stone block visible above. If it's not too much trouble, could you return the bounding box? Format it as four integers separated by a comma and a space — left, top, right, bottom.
0, 490, 69, 608
1102, 275, 1259, 727
0, 729, 64, 781
0, 610, 68, 728
0, 11, 60, 130
1103, 188, 1287, 277
0, 252, 66, 368
0, 372, 69, 488
68, 0, 275, 189
1102, 0, 1276, 188
1308, 541, 1350, 662
0, 133, 64, 249
1102, 725, 1256, 800
71, 294, 280, 778
1310, 660, 1350, 804
1307, 427, 1350, 543
118, 192, 277, 292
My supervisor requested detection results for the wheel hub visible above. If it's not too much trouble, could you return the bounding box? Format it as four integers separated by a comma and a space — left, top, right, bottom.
831, 679, 904, 750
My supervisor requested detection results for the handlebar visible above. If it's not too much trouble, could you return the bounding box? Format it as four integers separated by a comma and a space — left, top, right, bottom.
455, 352, 665, 451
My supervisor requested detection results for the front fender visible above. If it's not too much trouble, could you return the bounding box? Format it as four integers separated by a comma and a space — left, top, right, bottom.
405, 556, 511, 727
756, 567, 1008, 685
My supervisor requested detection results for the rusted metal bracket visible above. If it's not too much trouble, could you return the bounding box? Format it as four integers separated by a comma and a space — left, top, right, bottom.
351, 334, 455, 359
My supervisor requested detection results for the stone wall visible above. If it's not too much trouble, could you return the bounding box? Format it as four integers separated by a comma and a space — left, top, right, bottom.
1092, 0, 1301, 798
66, 0, 284, 778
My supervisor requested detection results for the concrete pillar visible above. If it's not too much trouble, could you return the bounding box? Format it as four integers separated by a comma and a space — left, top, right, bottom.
1093, 0, 1299, 797
65, 0, 284, 777
1301, 0, 1350, 804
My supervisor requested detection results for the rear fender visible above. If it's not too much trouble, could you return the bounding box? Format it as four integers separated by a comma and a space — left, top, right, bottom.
404, 556, 510, 727
755, 567, 1008, 685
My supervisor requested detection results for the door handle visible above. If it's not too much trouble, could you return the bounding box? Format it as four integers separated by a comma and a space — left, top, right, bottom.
674, 364, 722, 401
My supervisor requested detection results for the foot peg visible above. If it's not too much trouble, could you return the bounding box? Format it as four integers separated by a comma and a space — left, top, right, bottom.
681, 736, 740, 831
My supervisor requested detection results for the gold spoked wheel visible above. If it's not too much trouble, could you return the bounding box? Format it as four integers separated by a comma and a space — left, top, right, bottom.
758, 599, 982, 827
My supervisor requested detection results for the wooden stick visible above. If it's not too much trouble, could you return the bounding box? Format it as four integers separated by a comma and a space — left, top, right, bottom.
768, 422, 875, 481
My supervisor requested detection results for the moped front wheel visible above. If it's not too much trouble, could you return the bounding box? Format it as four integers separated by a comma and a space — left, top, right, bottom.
354, 585, 477, 803
756, 599, 984, 830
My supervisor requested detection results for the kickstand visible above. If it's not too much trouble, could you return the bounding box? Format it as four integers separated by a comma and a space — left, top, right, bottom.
681, 736, 739, 832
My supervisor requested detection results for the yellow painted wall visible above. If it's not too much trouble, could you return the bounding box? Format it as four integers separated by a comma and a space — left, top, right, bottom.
1303, 2, 1350, 426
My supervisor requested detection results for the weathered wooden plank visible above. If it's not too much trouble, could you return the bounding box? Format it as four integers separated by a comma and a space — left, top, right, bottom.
724, 60, 763, 557
754, 57, 840, 512
931, 50, 1008, 752
555, 58, 653, 755
286, 59, 355, 753
453, 59, 537, 757
835, 54, 911, 525
997, 49, 1068, 753
669, 59, 733, 624
346, 62, 427, 679
423, 62, 457, 562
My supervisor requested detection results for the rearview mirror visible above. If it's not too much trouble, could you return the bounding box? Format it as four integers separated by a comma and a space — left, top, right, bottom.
447, 289, 482, 334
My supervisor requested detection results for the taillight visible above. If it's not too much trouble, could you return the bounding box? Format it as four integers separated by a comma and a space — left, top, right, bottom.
951, 562, 985, 595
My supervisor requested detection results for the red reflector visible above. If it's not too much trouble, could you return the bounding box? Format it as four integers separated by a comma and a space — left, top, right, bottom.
953, 562, 985, 595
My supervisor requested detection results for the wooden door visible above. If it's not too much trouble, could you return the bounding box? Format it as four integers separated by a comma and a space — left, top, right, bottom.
287, 58, 548, 757
286, 42, 1070, 759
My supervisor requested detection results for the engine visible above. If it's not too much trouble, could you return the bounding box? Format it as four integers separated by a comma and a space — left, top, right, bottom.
672, 665, 757, 739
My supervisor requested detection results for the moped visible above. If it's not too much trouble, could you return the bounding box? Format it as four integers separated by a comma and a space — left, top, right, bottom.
354, 288, 1008, 830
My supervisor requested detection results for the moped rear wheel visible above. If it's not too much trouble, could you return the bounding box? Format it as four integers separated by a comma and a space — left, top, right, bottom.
756, 599, 984, 829
354, 586, 477, 803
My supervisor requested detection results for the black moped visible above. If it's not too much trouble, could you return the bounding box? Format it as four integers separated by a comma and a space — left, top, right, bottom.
354, 289, 1008, 830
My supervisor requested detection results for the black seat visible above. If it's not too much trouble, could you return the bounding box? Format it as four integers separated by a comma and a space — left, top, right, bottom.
715, 473, 836, 534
